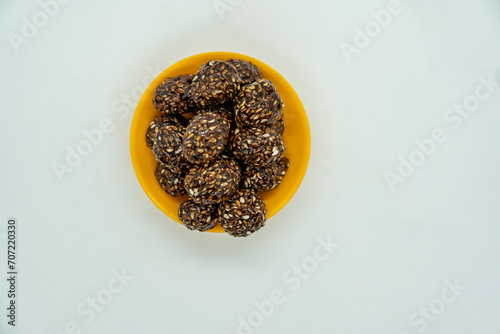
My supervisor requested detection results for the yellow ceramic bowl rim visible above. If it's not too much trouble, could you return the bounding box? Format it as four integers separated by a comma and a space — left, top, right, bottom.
130, 51, 311, 233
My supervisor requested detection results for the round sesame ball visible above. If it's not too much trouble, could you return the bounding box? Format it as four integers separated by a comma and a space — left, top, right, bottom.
153, 74, 194, 114
189, 60, 240, 108
178, 200, 218, 232
242, 157, 290, 192
218, 189, 267, 237
182, 111, 230, 164
152, 124, 185, 167
226, 59, 262, 85
155, 163, 186, 197
146, 114, 187, 149
184, 156, 241, 205
234, 79, 284, 128
231, 127, 286, 167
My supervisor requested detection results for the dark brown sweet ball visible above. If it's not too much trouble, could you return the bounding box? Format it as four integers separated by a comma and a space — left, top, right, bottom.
218, 189, 267, 237
153, 74, 194, 114
184, 156, 241, 205
152, 124, 185, 166
189, 61, 240, 108
242, 157, 290, 192
234, 79, 284, 128
146, 114, 187, 149
191, 106, 234, 158
182, 111, 230, 164
178, 200, 218, 232
155, 163, 186, 197
231, 127, 286, 167
226, 59, 262, 85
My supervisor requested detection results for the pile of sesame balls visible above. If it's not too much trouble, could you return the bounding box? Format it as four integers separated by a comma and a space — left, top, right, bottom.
146, 59, 289, 237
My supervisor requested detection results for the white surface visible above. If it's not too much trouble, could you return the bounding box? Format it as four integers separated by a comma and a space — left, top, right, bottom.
1, 0, 500, 333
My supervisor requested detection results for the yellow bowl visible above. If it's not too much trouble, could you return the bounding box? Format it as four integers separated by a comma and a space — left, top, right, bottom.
130, 52, 310, 233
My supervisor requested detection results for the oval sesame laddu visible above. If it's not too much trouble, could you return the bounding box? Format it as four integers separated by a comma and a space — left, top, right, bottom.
226, 59, 262, 85
230, 127, 285, 168
189, 60, 240, 108
241, 157, 289, 192
153, 74, 194, 115
234, 79, 284, 128
182, 111, 230, 164
218, 189, 266, 237
178, 200, 218, 232
184, 156, 241, 205
155, 162, 186, 197
146, 114, 187, 149
152, 124, 185, 166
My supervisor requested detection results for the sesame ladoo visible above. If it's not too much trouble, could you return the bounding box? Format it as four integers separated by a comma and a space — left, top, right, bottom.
182, 111, 230, 164
189, 60, 240, 108
153, 74, 194, 114
152, 124, 185, 166
178, 200, 218, 232
155, 162, 186, 197
242, 157, 289, 192
146, 114, 187, 149
234, 79, 284, 128
218, 189, 267, 237
184, 156, 241, 205
231, 127, 286, 167
226, 59, 262, 85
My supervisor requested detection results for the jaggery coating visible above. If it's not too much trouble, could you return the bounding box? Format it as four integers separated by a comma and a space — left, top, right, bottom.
218, 189, 266, 237
146, 114, 187, 149
155, 163, 186, 197
226, 59, 262, 85
182, 111, 230, 164
231, 127, 286, 167
213, 106, 233, 128
184, 156, 241, 205
189, 61, 240, 108
273, 117, 285, 136
178, 200, 218, 232
153, 74, 194, 114
234, 79, 284, 128
242, 157, 289, 192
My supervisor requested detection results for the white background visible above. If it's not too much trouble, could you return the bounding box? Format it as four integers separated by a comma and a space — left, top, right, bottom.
1, 0, 500, 333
